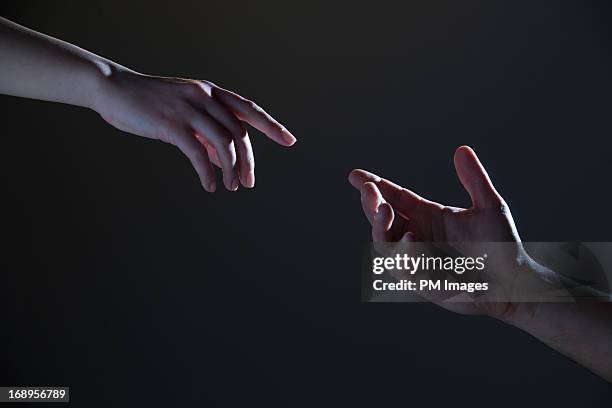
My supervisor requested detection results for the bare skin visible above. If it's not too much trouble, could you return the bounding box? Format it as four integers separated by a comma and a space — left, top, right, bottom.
349, 146, 612, 383
0, 17, 296, 192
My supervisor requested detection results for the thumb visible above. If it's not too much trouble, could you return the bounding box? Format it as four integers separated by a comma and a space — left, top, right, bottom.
454, 146, 501, 208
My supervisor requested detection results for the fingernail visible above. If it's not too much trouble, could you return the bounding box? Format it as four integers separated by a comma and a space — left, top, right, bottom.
231, 177, 239, 191
246, 171, 255, 188
281, 129, 297, 146
207, 180, 216, 192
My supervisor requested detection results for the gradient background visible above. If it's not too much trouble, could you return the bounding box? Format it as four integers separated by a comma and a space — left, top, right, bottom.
1, 0, 611, 406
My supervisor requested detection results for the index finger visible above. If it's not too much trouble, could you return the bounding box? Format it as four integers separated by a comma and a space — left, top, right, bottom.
349, 169, 435, 216
209, 84, 296, 147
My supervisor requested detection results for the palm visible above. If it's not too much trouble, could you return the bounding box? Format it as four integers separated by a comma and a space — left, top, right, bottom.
440, 206, 519, 242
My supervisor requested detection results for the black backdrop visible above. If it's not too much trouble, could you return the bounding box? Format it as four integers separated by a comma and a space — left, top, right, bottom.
1, 1, 611, 406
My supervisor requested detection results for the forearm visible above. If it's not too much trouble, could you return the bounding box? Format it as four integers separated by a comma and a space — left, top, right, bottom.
508, 302, 612, 382
0, 17, 129, 110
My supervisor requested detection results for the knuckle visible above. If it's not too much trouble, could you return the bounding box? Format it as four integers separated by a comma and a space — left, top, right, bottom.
439, 206, 459, 218
482, 195, 505, 211
182, 81, 204, 97
488, 193, 504, 207
242, 98, 258, 110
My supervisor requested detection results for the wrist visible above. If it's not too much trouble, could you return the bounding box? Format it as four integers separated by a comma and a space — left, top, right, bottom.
494, 256, 566, 336
85, 59, 134, 114
488, 253, 554, 328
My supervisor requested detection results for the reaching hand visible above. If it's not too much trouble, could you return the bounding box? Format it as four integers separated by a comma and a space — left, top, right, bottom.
0, 17, 296, 193
348, 146, 550, 319
349, 146, 519, 244
94, 70, 296, 192
349, 146, 612, 383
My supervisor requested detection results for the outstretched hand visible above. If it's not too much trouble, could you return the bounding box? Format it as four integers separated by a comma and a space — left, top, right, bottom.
349, 146, 519, 244
348, 146, 550, 319
95, 70, 296, 192
349, 146, 612, 383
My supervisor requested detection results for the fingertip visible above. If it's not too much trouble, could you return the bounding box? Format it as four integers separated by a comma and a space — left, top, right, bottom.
454, 144, 499, 208
377, 202, 393, 218
348, 169, 362, 188
400, 231, 414, 243
454, 145, 477, 163
281, 128, 297, 146
361, 182, 382, 216
380, 202, 392, 210
245, 170, 255, 188
374, 202, 394, 231
357, 169, 380, 182
454, 145, 472, 174
222, 173, 237, 191
203, 179, 216, 193
349, 169, 378, 189
361, 181, 378, 196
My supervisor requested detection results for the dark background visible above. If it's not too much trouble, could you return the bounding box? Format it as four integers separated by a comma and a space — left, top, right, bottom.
1, 0, 611, 406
